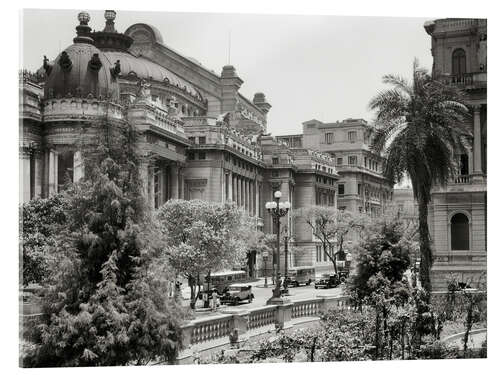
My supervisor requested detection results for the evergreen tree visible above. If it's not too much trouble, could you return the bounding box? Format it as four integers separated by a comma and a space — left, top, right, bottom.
22, 121, 185, 366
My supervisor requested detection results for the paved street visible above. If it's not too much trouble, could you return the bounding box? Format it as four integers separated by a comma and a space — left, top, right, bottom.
181, 278, 345, 317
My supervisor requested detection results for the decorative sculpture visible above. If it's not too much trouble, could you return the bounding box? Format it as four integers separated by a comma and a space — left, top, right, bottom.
58, 51, 72, 72
110, 60, 121, 78
88, 53, 103, 72
43, 55, 52, 76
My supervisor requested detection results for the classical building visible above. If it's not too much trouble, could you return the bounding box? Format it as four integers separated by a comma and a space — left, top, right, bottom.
19, 10, 340, 277
277, 118, 393, 216
424, 18, 487, 289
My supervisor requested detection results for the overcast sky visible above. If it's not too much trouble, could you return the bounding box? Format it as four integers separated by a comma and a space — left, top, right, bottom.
21, 9, 433, 135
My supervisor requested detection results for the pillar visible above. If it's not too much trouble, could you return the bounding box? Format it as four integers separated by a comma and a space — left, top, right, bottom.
171, 164, 179, 199
244, 179, 249, 212
249, 180, 254, 215
21, 151, 30, 203
48, 149, 58, 196
221, 170, 226, 203
227, 171, 233, 201
255, 183, 262, 217
473, 105, 482, 174
73, 151, 84, 182
238, 176, 242, 207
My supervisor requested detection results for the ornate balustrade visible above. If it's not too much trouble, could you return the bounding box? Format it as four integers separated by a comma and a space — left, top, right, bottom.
453, 175, 471, 184
42, 98, 124, 122
439, 72, 487, 89
178, 294, 354, 361
247, 306, 276, 330
291, 298, 322, 319
185, 314, 233, 346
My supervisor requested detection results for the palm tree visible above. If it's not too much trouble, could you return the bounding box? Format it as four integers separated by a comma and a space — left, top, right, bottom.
369, 59, 470, 294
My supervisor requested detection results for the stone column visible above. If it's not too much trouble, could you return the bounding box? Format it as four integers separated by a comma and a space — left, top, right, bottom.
228, 171, 233, 201
21, 151, 31, 203
236, 177, 242, 207
171, 164, 179, 199
249, 180, 254, 216
244, 179, 249, 212
221, 170, 226, 203
48, 149, 58, 195
179, 169, 185, 200
256, 182, 261, 218
73, 151, 84, 182
473, 105, 482, 174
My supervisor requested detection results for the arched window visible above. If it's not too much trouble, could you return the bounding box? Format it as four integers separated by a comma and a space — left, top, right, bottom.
452, 48, 466, 76
451, 213, 469, 250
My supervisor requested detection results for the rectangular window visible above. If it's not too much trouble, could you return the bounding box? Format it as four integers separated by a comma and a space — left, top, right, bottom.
348, 131, 357, 142
337, 158, 343, 166
187, 152, 195, 160
364, 157, 367, 168
272, 170, 279, 178
325, 132, 334, 144
272, 157, 279, 165
188, 136, 195, 143
348, 156, 357, 165
198, 136, 206, 145
338, 184, 345, 195
358, 184, 361, 195
198, 151, 206, 160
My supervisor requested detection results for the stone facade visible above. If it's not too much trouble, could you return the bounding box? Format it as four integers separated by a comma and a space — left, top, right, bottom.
277, 118, 393, 216
424, 18, 487, 290
19, 10, 339, 278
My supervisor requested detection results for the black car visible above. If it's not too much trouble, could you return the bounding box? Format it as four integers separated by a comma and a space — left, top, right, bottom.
314, 273, 341, 289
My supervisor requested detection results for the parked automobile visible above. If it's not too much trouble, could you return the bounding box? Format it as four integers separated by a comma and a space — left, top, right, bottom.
314, 273, 341, 289
220, 284, 254, 305
285, 266, 315, 287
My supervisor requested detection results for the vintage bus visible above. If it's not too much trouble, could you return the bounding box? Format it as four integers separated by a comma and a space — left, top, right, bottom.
203, 270, 248, 294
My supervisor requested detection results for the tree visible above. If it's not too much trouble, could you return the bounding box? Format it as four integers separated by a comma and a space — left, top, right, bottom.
22, 120, 185, 366
21, 195, 69, 285
369, 59, 470, 294
238, 222, 274, 278
294, 206, 367, 274
157, 199, 248, 308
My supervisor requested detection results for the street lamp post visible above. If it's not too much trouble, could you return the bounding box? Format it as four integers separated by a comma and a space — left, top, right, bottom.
265, 190, 291, 305
262, 251, 269, 288
283, 227, 289, 296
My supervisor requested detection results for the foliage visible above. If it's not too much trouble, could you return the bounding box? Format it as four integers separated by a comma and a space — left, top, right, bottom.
22, 122, 185, 366
349, 212, 413, 302
369, 59, 471, 293
157, 199, 248, 308
250, 328, 323, 362
21, 195, 70, 285
294, 206, 368, 273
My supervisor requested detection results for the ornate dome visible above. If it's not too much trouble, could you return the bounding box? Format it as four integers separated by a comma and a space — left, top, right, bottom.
43, 12, 120, 101
102, 50, 202, 101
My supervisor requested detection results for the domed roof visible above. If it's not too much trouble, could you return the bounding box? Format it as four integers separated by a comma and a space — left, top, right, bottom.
43, 12, 120, 101
44, 43, 120, 101
102, 50, 202, 101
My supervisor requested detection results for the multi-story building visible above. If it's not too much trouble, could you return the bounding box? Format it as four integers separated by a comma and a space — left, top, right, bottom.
424, 18, 487, 289
19, 10, 339, 277
277, 118, 393, 216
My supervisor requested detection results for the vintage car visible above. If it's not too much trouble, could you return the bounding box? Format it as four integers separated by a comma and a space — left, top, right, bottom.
220, 284, 254, 305
314, 273, 341, 289
285, 266, 315, 287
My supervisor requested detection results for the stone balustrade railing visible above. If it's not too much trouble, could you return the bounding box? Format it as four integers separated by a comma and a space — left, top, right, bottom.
177, 295, 353, 363
454, 174, 471, 184
42, 98, 124, 122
